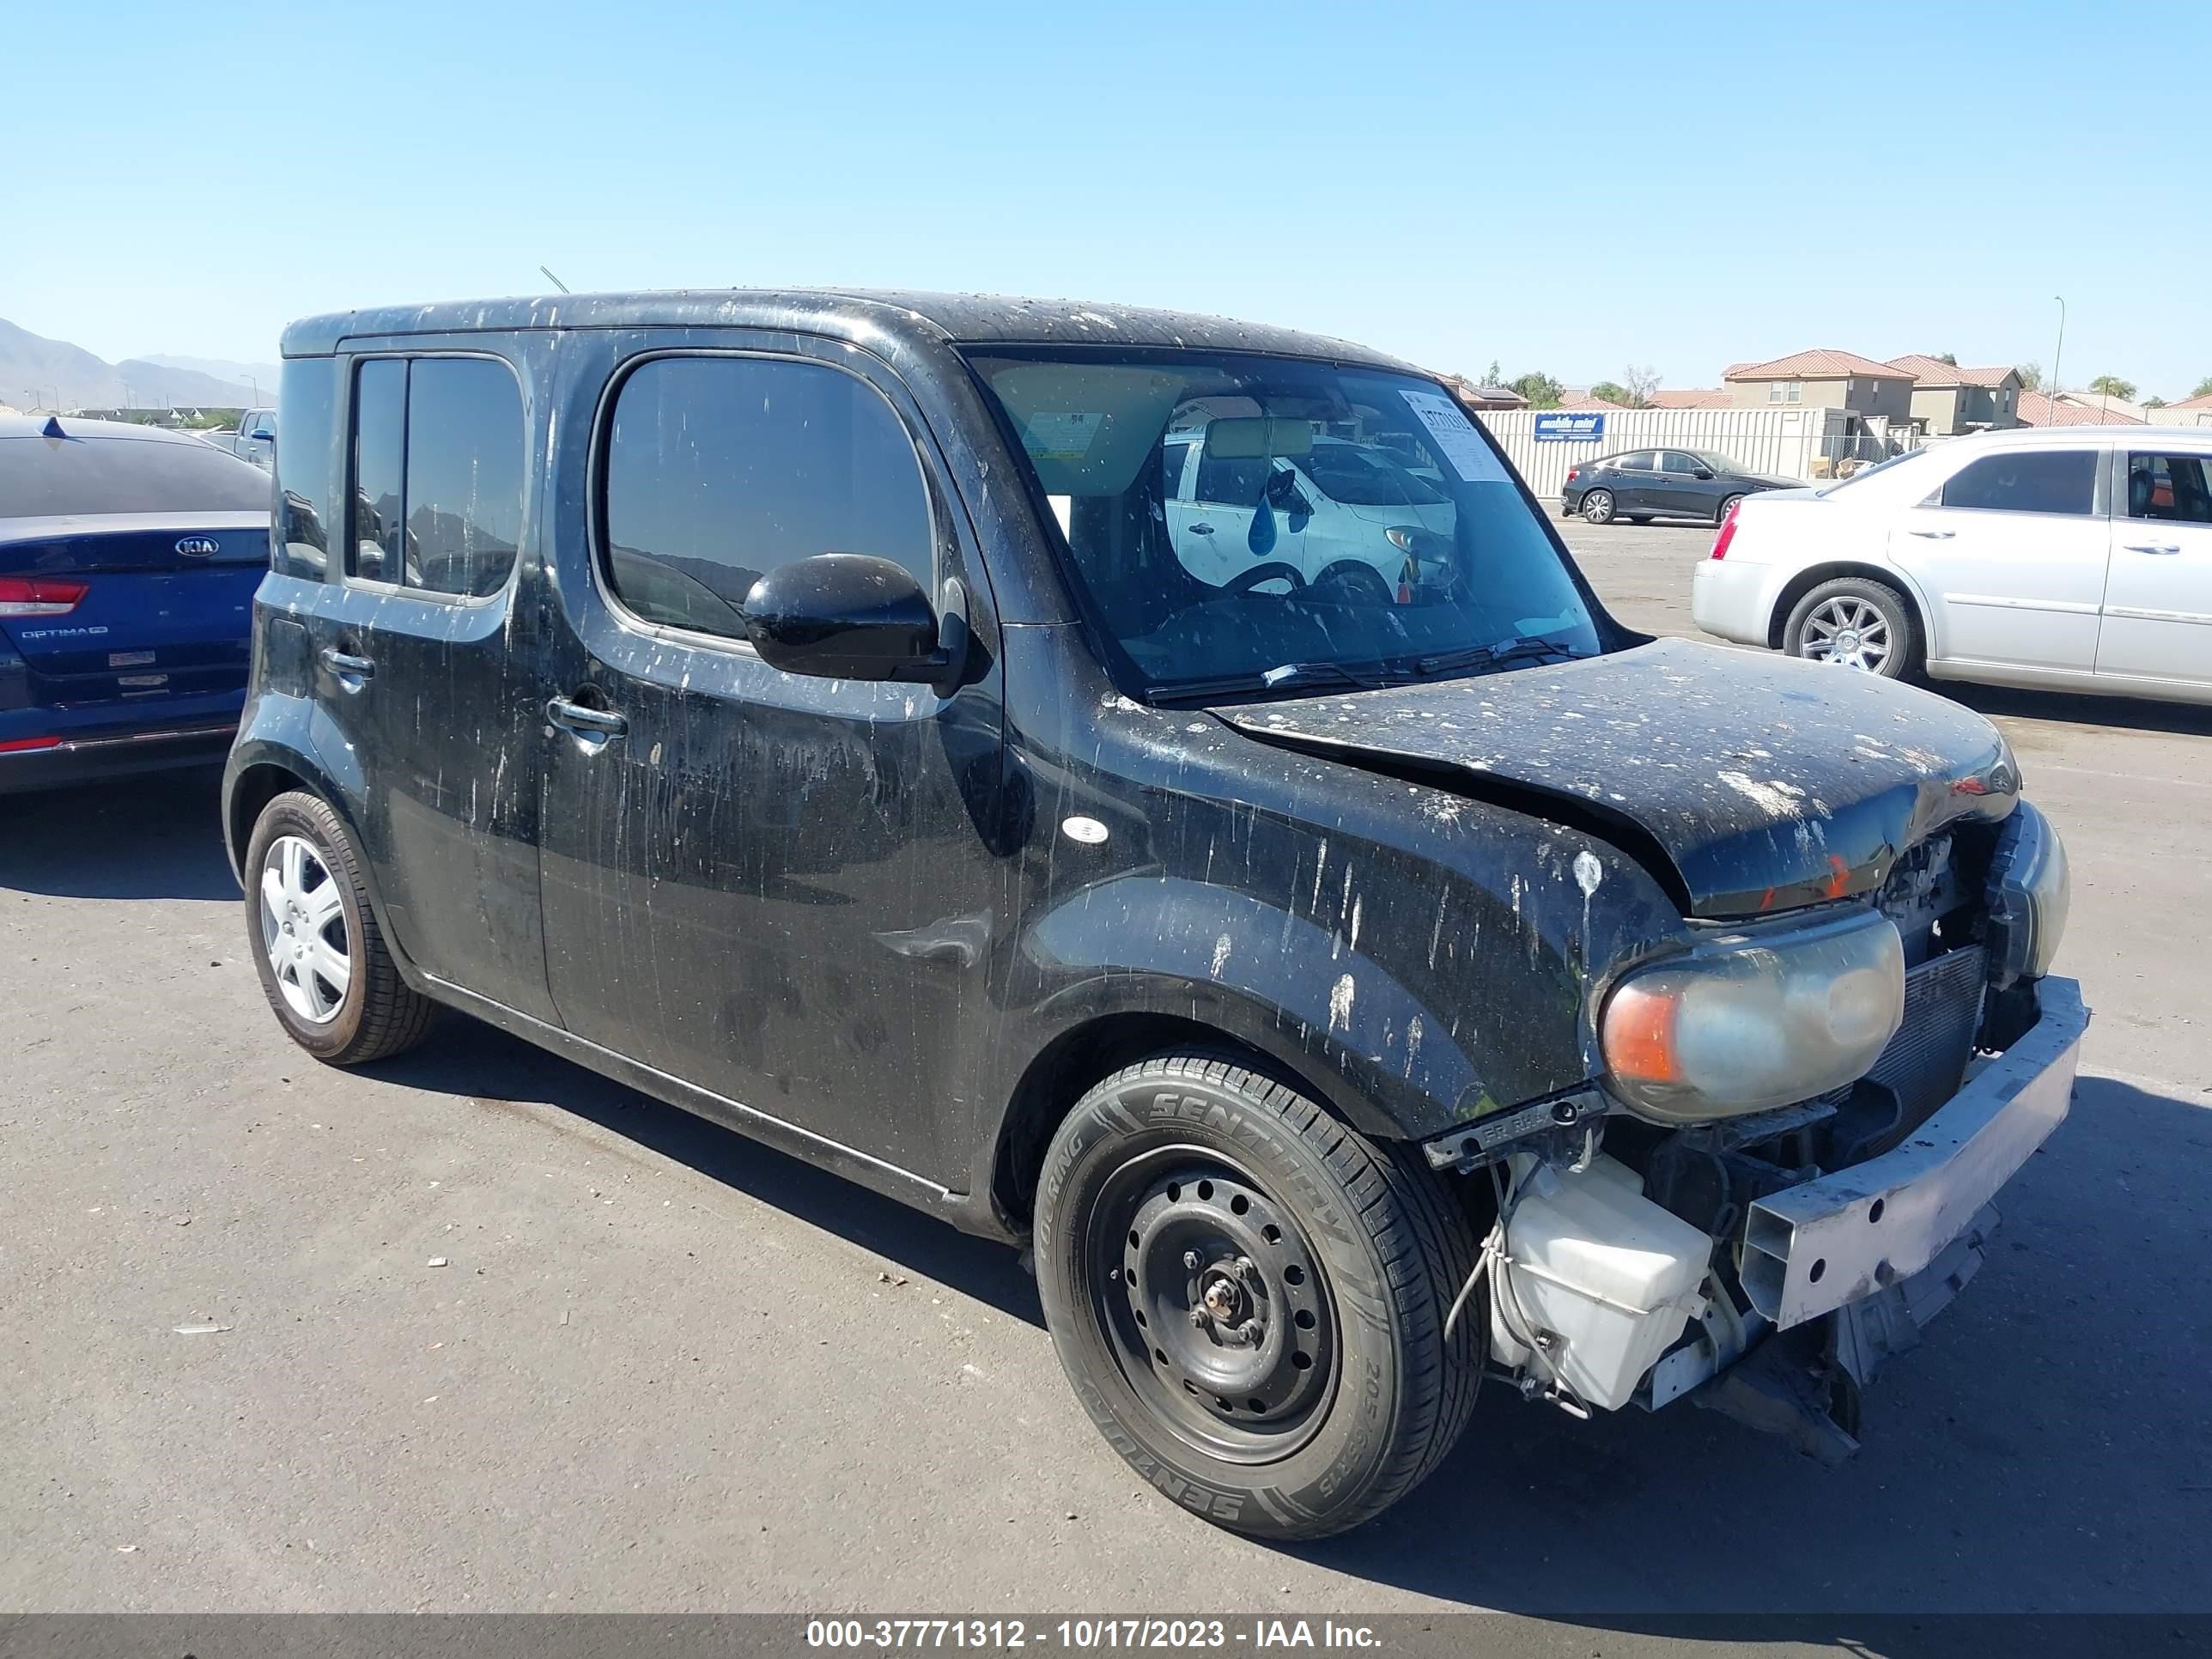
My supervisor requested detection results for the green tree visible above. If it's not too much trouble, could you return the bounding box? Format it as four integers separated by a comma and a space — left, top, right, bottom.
2087, 374, 2137, 400
2192, 374, 2212, 398
1510, 371, 1564, 409
2016, 362, 2043, 391
1588, 381, 1631, 406
1936, 352, 1958, 366
1484, 359, 1503, 386
2143, 397, 2167, 411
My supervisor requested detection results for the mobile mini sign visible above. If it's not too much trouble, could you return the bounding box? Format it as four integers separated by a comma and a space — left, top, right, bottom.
1534, 412, 1606, 441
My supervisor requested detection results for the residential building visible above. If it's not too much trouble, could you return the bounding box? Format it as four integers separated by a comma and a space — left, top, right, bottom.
2154, 392, 2212, 428
2015, 390, 2148, 428
1723, 349, 1915, 420
1886, 356, 2022, 434
1439, 375, 1527, 411
1650, 388, 1732, 409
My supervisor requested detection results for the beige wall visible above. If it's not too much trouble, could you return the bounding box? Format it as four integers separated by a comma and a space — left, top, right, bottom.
1729, 377, 1850, 410
1730, 375, 1912, 418
1911, 385, 1966, 433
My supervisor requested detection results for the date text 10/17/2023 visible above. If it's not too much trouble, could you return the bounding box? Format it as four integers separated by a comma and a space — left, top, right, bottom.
805, 1620, 1383, 1650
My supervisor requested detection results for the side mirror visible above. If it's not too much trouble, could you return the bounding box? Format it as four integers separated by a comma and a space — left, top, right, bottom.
1693, 467, 1715, 480
744, 554, 957, 685
249, 428, 276, 442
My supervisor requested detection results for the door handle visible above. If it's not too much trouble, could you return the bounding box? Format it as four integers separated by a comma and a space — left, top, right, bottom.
546, 696, 628, 739
1907, 529, 1955, 539
1188, 523, 1215, 535
2122, 543, 2183, 555
321, 647, 374, 689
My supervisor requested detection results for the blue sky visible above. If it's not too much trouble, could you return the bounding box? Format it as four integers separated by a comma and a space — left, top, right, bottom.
10, 1, 2209, 398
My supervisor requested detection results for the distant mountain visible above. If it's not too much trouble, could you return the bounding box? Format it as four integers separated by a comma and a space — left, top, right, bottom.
137, 354, 283, 398
0, 317, 260, 411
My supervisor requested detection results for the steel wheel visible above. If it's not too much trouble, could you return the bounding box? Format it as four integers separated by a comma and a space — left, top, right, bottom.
1088, 1146, 1338, 1463
258, 833, 351, 1024
1799, 595, 1895, 672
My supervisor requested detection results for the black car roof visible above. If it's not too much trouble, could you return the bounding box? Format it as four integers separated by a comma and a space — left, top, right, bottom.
279, 288, 1420, 373
0, 414, 229, 447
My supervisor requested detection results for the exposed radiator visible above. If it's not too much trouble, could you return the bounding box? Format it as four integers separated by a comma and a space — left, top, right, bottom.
1863, 943, 1988, 1129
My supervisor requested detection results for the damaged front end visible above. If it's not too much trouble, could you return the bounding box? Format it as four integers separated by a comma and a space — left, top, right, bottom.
1419, 800, 2087, 1458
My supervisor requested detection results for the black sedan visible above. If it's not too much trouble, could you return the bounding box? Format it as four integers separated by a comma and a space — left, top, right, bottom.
1559, 447, 1798, 526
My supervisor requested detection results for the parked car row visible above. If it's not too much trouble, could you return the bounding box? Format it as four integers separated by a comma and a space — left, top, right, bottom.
168, 292, 2095, 1540
6, 299, 2092, 1547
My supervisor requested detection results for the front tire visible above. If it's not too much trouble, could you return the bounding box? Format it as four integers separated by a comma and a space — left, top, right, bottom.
1034, 1053, 1480, 1540
1716, 493, 1745, 524
1784, 576, 1918, 678
244, 790, 437, 1065
1580, 488, 1616, 524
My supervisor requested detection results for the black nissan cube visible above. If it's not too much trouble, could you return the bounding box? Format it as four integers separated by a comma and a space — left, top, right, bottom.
224, 289, 2084, 1538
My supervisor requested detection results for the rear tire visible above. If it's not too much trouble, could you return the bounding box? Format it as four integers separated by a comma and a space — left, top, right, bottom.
1033, 1052, 1480, 1540
244, 790, 437, 1065
1580, 489, 1616, 524
1784, 576, 1918, 678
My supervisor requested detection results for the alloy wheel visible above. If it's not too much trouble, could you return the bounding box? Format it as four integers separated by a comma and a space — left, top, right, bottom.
258, 834, 352, 1024
1801, 596, 1894, 672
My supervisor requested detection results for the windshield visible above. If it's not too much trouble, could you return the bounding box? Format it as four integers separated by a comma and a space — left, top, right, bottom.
965, 349, 1602, 701
0, 431, 270, 519
1819, 446, 1934, 495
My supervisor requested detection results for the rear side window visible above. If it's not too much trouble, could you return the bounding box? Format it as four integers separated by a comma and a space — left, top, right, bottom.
1194, 441, 1269, 508
599, 355, 934, 645
1162, 440, 1193, 501
2128, 453, 2212, 524
1613, 452, 1655, 471
0, 430, 269, 518
1940, 450, 2096, 516
274, 359, 337, 579
347, 356, 525, 598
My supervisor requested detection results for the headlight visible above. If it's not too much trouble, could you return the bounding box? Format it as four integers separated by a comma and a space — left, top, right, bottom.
1600, 910, 1905, 1123
1986, 800, 2070, 988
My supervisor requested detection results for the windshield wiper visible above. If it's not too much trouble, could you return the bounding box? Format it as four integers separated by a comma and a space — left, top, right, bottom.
1144, 659, 1401, 706
1406, 638, 1583, 678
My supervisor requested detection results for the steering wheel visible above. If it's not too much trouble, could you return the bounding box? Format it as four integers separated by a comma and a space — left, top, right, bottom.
1310, 560, 1398, 604
1224, 561, 1306, 595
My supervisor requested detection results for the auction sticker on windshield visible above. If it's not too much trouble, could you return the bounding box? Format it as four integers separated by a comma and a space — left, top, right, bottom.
1397, 389, 1509, 484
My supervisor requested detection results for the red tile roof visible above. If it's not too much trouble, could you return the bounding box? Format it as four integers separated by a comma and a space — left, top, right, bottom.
2161, 392, 2212, 411
1725, 349, 1909, 382
1886, 356, 2021, 389
1650, 388, 1732, 408
2016, 390, 2147, 427
1556, 395, 1628, 410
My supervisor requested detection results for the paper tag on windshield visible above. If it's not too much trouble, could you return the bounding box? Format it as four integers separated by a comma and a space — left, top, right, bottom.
1020, 410, 1103, 464
1399, 389, 1510, 484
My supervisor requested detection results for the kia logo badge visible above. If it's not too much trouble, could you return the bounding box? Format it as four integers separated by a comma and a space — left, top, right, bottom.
176, 537, 220, 557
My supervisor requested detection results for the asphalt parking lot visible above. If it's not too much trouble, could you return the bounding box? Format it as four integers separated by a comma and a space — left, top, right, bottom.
3, 523, 2207, 1636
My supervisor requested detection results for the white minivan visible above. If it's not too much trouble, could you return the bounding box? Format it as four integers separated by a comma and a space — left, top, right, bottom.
1164, 426, 1457, 598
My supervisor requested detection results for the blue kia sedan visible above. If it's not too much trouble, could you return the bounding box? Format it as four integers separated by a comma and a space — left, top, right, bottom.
0, 415, 271, 793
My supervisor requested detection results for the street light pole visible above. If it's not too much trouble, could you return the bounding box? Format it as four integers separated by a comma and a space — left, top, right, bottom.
2050, 295, 2066, 411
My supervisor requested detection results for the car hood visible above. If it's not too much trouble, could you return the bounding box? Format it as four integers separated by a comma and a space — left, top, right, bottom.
1212, 638, 2019, 918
